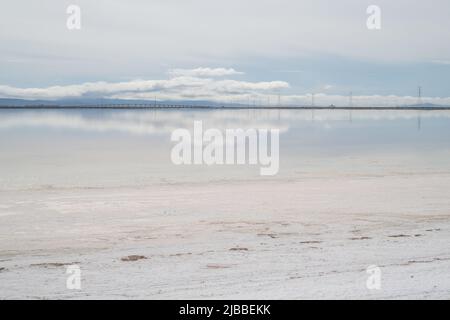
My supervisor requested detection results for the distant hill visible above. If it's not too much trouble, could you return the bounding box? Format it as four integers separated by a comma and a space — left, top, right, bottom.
0, 98, 224, 107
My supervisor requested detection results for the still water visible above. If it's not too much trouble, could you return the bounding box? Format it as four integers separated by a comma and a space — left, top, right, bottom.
0, 108, 450, 190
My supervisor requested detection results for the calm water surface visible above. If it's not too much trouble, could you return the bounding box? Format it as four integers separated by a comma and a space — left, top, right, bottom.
0, 109, 450, 190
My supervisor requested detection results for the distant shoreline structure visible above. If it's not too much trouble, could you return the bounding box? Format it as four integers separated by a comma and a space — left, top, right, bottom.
1, 104, 450, 111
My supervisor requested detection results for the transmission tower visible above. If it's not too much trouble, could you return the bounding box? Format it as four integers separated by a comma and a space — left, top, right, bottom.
417, 86, 422, 105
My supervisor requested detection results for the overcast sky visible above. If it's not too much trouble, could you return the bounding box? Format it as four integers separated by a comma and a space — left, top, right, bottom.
1, 0, 450, 105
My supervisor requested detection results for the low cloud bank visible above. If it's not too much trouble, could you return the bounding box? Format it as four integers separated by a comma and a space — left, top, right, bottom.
1, 67, 449, 107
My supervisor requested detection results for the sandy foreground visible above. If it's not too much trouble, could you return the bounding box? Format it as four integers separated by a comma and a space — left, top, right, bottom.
0, 172, 449, 299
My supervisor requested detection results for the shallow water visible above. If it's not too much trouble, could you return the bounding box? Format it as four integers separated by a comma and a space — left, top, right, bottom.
1, 108, 450, 190
1, 109, 450, 299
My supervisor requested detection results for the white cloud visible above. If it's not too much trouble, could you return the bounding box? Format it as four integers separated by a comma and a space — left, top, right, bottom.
431, 60, 450, 65
1, 67, 450, 107
168, 68, 244, 78
280, 94, 450, 107
0, 69, 288, 101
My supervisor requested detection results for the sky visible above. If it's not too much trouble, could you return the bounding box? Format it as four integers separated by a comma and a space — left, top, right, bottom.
1, 0, 450, 106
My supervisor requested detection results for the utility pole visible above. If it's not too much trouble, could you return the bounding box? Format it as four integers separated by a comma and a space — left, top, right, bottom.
349, 91, 353, 108
311, 93, 315, 107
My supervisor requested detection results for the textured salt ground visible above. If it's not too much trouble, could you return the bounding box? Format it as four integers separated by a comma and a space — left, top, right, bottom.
0, 174, 449, 299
